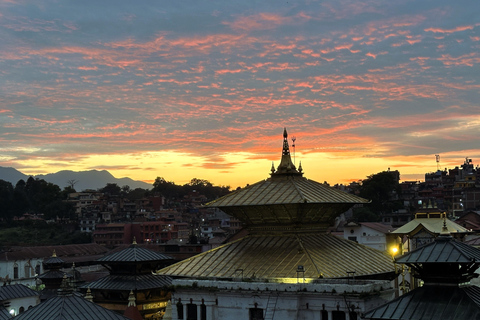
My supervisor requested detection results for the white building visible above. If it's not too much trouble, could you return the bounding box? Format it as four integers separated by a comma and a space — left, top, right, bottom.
343, 222, 395, 252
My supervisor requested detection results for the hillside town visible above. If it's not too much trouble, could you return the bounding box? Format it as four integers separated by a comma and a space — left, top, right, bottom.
1, 131, 480, 319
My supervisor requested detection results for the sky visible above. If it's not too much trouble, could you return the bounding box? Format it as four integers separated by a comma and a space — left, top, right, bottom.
1, 0, 480, 189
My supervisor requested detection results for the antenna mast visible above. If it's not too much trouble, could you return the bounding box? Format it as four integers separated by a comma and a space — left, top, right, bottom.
291, 136, 296, 165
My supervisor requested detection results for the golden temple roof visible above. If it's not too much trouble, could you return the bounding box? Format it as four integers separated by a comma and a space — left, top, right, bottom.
206, 128, 369, 227
158, 233, 394, 279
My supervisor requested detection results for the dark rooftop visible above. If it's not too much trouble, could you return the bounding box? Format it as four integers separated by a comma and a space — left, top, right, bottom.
97, 244, 173, 263
364, 284, 480, 320
0, 284, 38, 300
81, 274, 172, 291
396, 235, 480, 264
13, 294, 130, 320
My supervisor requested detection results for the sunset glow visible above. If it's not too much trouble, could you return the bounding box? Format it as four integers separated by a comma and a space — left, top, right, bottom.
1, 0, 479, 188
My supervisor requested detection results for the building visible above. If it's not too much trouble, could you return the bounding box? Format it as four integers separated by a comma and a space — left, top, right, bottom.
343, 222, 395, 252
391, 203, 470, 253
157, 129, 396, 320
0, 243, 109, 287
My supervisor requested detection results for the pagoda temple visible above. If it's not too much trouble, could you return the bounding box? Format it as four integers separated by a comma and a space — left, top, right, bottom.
158, 129, 397, 320
364, 224, 480, 319
81, 241, 173, 319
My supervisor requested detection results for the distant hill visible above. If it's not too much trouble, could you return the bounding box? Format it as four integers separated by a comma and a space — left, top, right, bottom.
0, 167, 152, 191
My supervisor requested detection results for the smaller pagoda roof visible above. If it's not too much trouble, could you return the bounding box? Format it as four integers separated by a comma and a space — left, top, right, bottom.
391, 218, 469, 236
0, 284, 38, 300
363, 284, 480, 320
13, 294, 131, 320
97, 244, 172, 263
396, 234, 480, 264
81, 274, 172, 291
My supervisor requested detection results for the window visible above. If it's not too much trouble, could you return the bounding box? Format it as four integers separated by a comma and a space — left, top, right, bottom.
186, 304, 197, 320
321, 310, 328, 320
13, 263, 19, 279
348, 236, 357, 243
200, 304, 207, 320
24, 263, 30, 278
332, 311, 346, 320
249, 308, 264, 320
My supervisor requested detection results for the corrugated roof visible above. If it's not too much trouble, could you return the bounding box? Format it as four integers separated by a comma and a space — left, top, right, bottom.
364, 284, 480, 320
206, 177, 368, 227
97, 244, 172, 263
392, 218, 469, 235
13, 294, 131, 320
0, 284, 38, 300
157, 233, 394, 280
0, 307, 11, 320
81, 274, 172, 291
396, 235, 480, 264
208, 177, 368, 207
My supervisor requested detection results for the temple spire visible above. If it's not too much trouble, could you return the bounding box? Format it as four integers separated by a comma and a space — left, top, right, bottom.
271, 128, 302, 177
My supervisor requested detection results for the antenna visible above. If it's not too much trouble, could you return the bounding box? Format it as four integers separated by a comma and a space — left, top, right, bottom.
291, 136, 296, 165
435, 155, 440, 171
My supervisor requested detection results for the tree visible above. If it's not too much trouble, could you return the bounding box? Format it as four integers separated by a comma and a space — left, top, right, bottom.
358, 170, 402, 215
152, 177, 181, 199
0, 180, 14, 221
99, 183, 121, 196
352, 207, 380, 222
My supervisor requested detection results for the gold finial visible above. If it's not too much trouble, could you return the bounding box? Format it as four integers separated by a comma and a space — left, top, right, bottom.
298, 161, 303, 173
132, 237, 137, 245
52, 250, 57, 258
271, 162, 275, 174
441, 215, 449, 235
85, 288, 93, 302
128, 290, 136, 307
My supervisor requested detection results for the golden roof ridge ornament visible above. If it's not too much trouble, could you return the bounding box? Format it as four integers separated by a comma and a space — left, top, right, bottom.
271, 128, 303, 177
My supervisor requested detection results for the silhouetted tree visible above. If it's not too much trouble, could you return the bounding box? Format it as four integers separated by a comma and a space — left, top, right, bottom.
358, 170, 402, 215
99, 183, 121, 196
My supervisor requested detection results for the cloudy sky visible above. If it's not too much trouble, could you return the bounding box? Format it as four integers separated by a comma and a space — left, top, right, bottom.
1, 0, 479, 188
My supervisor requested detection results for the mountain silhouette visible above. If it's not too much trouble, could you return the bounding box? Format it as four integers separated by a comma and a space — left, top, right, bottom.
0, 167, 152, 191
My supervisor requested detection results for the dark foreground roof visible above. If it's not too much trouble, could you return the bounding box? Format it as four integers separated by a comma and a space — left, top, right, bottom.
0, 284, 38, 300
0, 307, 11, 320
396, 234, 480, 264
82, 274, 172, 291
13, 294, 130, 320
364, 284, 480, 320
97, 244, 172, 263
